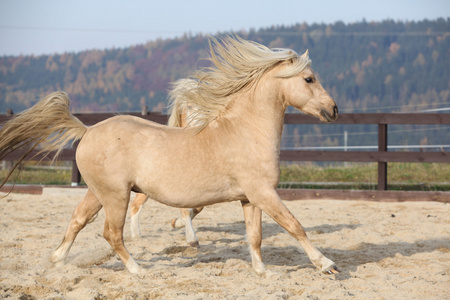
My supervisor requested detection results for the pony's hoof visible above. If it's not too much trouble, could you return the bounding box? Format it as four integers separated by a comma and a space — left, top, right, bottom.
253, 267, 281, 279
264, 269, 281, 278
319, 257, 340, 275
322, 264, 340, 275
135, 267, 147, 278
50, 260, 65, 268
49, 258, 66, 268
188, 241, 200, 248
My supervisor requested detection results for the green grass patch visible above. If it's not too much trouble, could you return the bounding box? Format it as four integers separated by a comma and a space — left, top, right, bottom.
1, 162, 449, 191
0, 161, 84, 186
0, 167, 73, 185
279, 162, 450, 191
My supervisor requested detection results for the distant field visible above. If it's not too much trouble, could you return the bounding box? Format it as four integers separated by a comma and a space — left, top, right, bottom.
1, 162, 449, 191
279, 162, 450, 191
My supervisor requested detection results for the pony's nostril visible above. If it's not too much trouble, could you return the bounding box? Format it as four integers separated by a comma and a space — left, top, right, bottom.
333, 105, 339, 117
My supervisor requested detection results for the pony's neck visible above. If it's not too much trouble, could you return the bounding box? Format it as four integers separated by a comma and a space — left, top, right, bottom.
219, 70, 286, 146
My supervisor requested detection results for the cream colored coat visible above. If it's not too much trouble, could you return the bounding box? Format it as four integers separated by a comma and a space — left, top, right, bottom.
0, 37, 339, 276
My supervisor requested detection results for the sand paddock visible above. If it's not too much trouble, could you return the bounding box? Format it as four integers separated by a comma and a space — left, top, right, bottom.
0, 188, 449, 299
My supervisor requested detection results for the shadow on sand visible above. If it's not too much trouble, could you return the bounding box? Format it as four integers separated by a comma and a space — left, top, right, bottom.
143, 221, 449, 279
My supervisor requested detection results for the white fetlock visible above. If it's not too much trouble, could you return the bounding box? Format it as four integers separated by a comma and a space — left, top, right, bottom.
130, 213, 141, 239
251, 252, 269, 276
50, 242, 73, 267
125, 257, 143, 274
49, 254, 67, 267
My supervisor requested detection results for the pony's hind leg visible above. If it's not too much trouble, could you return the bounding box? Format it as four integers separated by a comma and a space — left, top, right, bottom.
171, 207, 204, 247
50, 189, 103, 266
130, 195, 201, 247
102, 193, 142, 274
130, 193, 149, 239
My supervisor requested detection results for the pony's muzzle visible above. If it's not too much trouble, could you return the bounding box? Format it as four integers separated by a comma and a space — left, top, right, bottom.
333, 105, 339, 120
320, 104, 338, 122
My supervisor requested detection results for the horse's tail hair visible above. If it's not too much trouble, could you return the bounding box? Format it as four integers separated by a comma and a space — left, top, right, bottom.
0, 91, 87, 187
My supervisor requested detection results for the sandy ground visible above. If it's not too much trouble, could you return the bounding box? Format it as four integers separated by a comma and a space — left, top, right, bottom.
0, 188, 449, 299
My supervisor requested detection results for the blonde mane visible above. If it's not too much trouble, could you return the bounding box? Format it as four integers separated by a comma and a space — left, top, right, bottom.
168, 36, 311, 131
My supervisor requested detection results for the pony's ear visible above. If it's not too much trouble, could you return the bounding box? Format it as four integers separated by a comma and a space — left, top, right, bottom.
301, 49, 309, 59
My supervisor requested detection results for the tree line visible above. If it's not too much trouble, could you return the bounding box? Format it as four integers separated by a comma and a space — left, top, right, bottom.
0, 18, 448, 149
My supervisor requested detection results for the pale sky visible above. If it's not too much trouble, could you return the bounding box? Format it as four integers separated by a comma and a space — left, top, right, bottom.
0, 0, 448, 56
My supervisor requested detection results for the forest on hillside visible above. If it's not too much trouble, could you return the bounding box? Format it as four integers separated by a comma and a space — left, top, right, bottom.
0, 18, 449, 149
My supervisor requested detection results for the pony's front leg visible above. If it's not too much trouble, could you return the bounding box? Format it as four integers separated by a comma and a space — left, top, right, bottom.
240, 200, 269, 276
249, 189, 340, 275
130, 193, 149, 239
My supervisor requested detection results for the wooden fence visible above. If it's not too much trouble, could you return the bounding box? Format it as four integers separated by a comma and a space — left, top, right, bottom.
1, 112, 449, 202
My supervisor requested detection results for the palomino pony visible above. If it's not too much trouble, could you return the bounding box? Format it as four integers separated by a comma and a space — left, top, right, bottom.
0, 36, 339, 275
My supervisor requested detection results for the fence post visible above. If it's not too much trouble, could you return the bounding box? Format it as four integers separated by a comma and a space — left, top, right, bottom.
71, 160, 81, 186
70, 141, 81, 186
378, 124, 388, 190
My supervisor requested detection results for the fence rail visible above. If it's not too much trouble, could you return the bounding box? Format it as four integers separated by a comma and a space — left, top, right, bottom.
1, 112, 449, 201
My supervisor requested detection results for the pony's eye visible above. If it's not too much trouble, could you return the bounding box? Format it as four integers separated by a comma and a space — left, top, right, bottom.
305, 77, 314, 83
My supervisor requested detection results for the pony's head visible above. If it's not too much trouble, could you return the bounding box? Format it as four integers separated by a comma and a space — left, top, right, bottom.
169, 36, 338, 131
277, 50, 338, 122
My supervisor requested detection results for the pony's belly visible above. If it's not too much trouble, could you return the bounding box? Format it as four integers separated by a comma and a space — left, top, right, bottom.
143, 181, 246, 208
